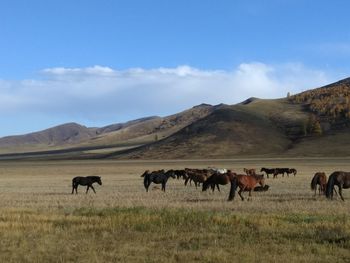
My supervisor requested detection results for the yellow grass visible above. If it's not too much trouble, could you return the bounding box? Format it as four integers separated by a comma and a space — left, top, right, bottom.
0, 158, 349, 262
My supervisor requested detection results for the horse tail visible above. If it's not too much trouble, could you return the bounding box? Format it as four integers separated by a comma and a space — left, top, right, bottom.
326, 173, 335, 199
143, 173, 150, 189
310, 175, 317, 191
228, 177, 237, 201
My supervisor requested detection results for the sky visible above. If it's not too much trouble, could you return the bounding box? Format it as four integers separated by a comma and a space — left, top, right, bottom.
0, 0, 350, 137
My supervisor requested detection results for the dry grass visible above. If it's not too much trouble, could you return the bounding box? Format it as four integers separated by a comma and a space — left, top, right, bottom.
0, 158, 349, 262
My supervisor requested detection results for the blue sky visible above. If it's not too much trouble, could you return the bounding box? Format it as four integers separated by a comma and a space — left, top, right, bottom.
0, 0, 350, 136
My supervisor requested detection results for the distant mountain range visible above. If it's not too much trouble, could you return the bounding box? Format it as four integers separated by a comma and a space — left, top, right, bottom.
1, 77, 350, 160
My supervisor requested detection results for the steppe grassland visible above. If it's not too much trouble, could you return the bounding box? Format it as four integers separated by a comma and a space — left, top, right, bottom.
0, 158, 349, 262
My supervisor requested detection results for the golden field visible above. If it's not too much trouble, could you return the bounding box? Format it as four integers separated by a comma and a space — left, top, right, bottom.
0, 158, 349, 262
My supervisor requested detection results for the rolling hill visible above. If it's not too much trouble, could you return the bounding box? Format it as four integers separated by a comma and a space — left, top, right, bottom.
1, 77, 350, 160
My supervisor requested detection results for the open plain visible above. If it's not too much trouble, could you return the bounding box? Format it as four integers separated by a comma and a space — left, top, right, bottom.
0, 158, 349, 262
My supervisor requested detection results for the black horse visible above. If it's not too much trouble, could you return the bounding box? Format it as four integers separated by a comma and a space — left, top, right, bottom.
142, 170, 176, 192
260, 168, 275, 178
326, 171, 350, 201
72, 176, 102, 194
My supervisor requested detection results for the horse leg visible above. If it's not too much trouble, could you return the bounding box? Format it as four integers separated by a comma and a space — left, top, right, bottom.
90, 185, 96, 194
184, 177, 189, 186
162, 182, 166, 192
86, 185, 89, 194
238, 188, 245, 201
248, 190, 252, 201
216, 184, 220, 192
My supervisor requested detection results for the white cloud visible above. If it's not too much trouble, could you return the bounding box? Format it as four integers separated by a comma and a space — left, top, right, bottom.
0, 63, 336, 126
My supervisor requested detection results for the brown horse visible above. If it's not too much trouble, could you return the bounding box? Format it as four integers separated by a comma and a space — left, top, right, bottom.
202, 170, 236, 192
326, 171, 350, 201
228, 173, 265, 201
244, 168, 256, 176
311, 172, 327, 196
184, 168, 212, 188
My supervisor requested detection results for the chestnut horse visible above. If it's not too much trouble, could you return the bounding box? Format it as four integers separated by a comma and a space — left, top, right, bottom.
311, 172, 327, 196
228, 173, 265, 201
326, 171, 350, 201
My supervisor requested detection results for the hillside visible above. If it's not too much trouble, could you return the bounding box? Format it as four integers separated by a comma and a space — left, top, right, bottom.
0, 104, 214, 155
110, 99, 304, 159
109, 77, 350, 159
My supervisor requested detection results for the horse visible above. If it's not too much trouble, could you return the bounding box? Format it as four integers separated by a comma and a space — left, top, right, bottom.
208, 167, 227, 174
71, 176, 102, 194
244, 168, 256, 176
143, 170, 176, 192
274, 168, 290, 178
202, 171, 234, 192
228, 173, 265, 201
184, 168, 212, 188
311, 172, 327, 196
172, 169, 188, 180
288, 168, 297, 176
326, 171, 350, 201
260, 167, 275, 178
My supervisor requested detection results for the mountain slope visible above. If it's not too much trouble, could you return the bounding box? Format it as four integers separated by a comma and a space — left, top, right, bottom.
0, 104, 214, 154
110, 100, 302, 159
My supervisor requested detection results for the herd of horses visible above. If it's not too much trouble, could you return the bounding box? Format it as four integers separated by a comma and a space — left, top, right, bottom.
70, 167, 350, 201
141, 167, 283, 201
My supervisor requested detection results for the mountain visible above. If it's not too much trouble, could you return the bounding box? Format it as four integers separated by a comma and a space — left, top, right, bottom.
107, 77, 350, 159
0, 103, 214, 155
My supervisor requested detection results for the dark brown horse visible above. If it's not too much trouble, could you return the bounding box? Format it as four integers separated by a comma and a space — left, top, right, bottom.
228, 173, 265, 201
142, 170, 176, 192
311, 172, 327, 196
202, 170, 236, 192
184, 168, 212, 188
326, 171, 350, 201
72, 176, 102, 194
260, 167, 275, 178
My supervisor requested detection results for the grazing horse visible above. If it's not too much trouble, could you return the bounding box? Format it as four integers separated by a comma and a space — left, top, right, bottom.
260, 167, 275, 178
184, 168, 212, 188
143, 170, 176, 192
274, 168, 290, 178
228, 173, 265, 201
202, 171, 233, 192
326, 171, 350, 201
72, 176, 102, 194
244, 168, 256, 176
172, 169, 188, 180
311, 172, 327, 196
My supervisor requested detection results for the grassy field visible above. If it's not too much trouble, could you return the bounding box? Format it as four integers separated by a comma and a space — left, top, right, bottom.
0, 158, 349, 262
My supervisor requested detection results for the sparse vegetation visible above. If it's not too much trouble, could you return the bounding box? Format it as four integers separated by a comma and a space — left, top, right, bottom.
0, 159, 349, 262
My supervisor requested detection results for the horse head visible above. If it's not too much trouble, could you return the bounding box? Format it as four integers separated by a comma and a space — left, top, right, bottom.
166, 170, 176, 179
97, 176, 102, 185
141, 170, 150, 177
